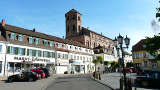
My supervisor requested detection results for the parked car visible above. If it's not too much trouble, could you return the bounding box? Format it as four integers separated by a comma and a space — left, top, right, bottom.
7, 71, 38, 82
31, 69, 45, 79
39, 68, 50, 78
121, 68, 133, 73
135, 71, 160, 88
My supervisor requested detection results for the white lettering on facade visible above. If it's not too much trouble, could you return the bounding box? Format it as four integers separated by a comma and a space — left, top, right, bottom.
14, 56, 51, 62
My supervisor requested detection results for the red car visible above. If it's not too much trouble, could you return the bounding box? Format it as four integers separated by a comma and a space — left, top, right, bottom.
31, 70, 45, 79
121, 68, 133, 73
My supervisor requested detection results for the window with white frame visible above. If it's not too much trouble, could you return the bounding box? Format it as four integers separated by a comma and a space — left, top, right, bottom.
29, 37, 34, 44
144, 61, 148, 67
65, 54, 68, 59
18, 48, 25, 55
71, 55, 73, 59
152, 62, 158, 69
80, 56, 82, 60
44, 40, 48, 46
58, 53, 61, 58
77, 56, 79, 60
18, 34, 23, 41
10, 33, 16, 40
35, 38, 40, 45
49, 41, 53, 47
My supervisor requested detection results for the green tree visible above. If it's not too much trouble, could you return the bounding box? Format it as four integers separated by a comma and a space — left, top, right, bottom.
104, 61, 110, 66
110, 61, 119, 71
145, 35, 160, 61
111, 61, 117, 67
126, 62, 133, 68
92, 56, 103, 72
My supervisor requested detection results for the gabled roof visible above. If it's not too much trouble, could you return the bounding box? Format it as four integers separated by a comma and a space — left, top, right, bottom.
132, 39, 146, 52
81, 27, 113, 41
0, 24, 90, 49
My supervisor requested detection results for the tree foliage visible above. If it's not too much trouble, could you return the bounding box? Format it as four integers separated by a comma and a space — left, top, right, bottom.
145, 35, 160, 60
126, 62, 133, 68
92, 56, 103, 64
104, 61, 110, 66
111, 61, 119, 68
92, 59, 98, 64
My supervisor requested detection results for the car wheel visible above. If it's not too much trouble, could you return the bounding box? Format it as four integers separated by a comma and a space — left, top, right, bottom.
141, 81, 148, 87
8, 77, 13, 82
28, 78, 33, 82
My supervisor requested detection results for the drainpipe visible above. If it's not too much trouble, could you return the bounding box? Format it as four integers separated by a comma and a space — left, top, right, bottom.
3, 42, 7, 76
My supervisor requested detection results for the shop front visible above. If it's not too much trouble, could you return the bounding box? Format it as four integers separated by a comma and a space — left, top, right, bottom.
5, 55, 55, 76
70, 60, 86, 74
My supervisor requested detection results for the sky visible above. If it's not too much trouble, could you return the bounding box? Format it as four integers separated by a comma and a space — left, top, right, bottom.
0, 0, 158, 52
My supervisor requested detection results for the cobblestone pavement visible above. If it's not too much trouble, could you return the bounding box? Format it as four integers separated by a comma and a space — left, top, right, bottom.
45, 74, 112, 90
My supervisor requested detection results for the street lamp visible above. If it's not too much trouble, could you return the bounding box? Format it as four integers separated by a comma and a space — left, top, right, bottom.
156, 1, 160, 21
114, 34, 130, 90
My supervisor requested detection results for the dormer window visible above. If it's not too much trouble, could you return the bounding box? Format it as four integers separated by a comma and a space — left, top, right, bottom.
18, 34, 23, 41
44, 40, 48, 46
10, 33, 16, 40
29, 37, 34, 44
49, 41, 53, 47
35, 38, 40, 45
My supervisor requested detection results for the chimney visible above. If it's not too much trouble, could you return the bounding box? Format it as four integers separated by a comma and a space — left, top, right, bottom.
1, 19, 5, 26
33, 28, 36, 32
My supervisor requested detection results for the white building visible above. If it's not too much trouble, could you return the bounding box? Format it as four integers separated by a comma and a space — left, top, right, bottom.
0, 19, 94, 77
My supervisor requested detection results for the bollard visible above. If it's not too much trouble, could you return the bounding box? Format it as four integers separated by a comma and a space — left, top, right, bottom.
99, 73, 101, 80
120, 78, 123, 90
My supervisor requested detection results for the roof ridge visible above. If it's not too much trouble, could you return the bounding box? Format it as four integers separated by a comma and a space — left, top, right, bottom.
82, 27, 113, 40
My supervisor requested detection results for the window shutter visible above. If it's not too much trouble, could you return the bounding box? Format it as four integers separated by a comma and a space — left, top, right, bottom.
15, 47, 18, 55
7, 46, 10, 54
27, 49, 29, 56
23, 48, 25, 55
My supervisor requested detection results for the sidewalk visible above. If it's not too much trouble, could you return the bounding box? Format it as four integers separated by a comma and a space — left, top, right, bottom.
92, 73, 159, 90
0, 76, 7, 83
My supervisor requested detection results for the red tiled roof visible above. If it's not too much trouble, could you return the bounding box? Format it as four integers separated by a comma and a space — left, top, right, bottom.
132, 39, 146, 52
1, 24, 91, 49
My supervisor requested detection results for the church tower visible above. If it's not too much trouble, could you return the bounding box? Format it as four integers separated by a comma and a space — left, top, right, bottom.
65, 9, 82, 39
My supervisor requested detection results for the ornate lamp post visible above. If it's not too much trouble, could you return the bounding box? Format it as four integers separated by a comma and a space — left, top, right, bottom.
114, 34, 130, 90
156, 1, 160, 20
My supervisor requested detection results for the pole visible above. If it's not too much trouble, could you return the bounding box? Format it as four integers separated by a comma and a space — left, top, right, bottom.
120, 44, 127, 90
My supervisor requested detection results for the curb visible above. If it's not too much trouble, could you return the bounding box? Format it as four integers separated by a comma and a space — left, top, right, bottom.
90, 75, 116, 90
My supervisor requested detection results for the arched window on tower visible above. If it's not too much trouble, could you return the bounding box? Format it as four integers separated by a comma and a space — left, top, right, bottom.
86, 41, 90, 47
67, 16, 69, 20
73, 25, 75, 34
67, 26, 69, 32
78, 25, 80, 31
78, 16, 80, 21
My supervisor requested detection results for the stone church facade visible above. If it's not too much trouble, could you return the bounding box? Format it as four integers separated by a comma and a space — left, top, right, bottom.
65, 9, 115, 55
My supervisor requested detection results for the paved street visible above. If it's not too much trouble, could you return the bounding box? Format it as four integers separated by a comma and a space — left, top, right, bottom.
45, 74, 112, 90
0, 74, 56, 90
